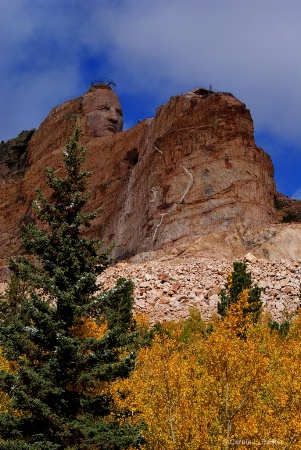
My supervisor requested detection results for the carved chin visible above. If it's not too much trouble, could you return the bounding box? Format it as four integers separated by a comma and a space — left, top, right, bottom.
92, 127, 118, 137
105, 125, 118, 134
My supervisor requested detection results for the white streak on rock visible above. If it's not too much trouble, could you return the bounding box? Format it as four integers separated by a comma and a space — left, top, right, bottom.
152, 205, 177, 242
179, 165, 194, 203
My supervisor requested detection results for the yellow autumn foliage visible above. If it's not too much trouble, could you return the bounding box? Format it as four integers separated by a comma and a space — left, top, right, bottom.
2, 287, 301, 449
111, 307, 301, 449
0, 350, 13, 413
69, 317, 108, 339
223, 288, 252, 335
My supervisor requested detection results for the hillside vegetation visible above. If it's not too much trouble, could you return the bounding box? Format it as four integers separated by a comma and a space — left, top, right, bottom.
1, 286, 301, 449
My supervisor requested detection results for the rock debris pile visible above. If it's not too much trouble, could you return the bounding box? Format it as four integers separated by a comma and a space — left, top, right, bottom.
98, 254, 301, 324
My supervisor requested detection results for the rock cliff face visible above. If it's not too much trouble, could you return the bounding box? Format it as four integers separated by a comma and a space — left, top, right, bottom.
0, 86, 277, 259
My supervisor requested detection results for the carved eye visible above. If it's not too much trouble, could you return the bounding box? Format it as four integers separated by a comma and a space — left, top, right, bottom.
97, 105, 109, 111
116, 109, 123, 117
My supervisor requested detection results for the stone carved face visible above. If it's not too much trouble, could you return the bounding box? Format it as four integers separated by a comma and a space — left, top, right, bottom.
82, 88, 123, 137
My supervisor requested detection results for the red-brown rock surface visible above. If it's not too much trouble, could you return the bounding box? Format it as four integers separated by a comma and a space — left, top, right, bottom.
0, 86, 277, 260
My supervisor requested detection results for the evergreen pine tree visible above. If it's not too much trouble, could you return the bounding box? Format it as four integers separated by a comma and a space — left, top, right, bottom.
217, 261, 262, 323
268, 319, 290, 337
0, 128, 143, 449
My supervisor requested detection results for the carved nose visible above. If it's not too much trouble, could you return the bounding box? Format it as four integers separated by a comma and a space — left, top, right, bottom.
107, 110, 118, 123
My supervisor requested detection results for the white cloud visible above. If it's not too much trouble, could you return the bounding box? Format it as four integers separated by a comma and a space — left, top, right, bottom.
1, 0, 301, 151
0, 0, 89, 139
108, 1, 301, 139
74, 0, 301, 146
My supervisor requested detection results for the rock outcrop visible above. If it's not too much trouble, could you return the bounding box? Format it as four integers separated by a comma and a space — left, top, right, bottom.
0, 129, 35, 183
0, 86, 277, 259
2, 85, 301, 324
274, 191, 301, 223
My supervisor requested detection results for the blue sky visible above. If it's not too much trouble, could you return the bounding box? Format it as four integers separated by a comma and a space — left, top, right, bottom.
1, 0, 301, 198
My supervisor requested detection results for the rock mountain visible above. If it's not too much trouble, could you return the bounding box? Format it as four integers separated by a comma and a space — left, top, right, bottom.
0, 84, 300, 264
